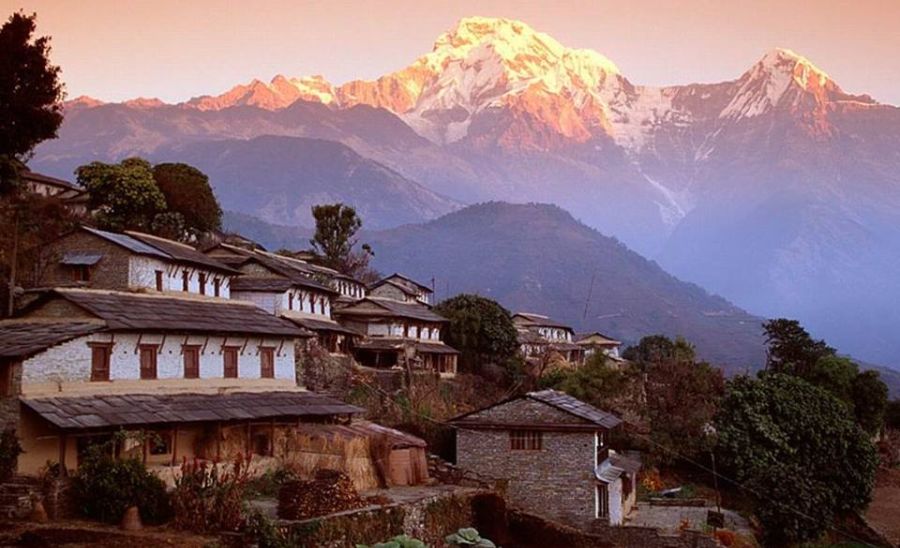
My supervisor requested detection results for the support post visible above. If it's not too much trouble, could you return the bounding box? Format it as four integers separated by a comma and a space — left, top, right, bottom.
58, 432, 67, 478
216, 422, 222, 461
142, 430, 148, 465
171, 425, 179, 466
269, 419, 275, 457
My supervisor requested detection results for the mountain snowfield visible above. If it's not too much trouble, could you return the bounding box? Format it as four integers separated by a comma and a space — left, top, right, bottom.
33, 16, 900, 370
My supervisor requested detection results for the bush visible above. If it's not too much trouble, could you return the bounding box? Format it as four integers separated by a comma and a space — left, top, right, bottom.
72, 443, 171, 524
171, 453, 252, 532
445, 527, 496, 547
0, 427, 23, 482
357, 535, 427, 548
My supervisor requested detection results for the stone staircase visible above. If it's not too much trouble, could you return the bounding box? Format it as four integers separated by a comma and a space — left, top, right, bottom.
0, 476, 39, 520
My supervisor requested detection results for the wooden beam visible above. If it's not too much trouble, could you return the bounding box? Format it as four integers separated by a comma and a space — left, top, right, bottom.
142, 430, 148, 465
171, 424, 179, 466
216, 422, 222, 461
58, 433, 67, 477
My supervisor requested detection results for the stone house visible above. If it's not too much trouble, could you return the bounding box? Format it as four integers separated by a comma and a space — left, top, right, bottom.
513, 312, 584, 365
39, 226, 238, 298
451, 389, 639, 527
368, 274, 433, 306
0, 287, 383, 477
334, 298, 458, 377
19, 169, 89, 215
575, 332, 627, 368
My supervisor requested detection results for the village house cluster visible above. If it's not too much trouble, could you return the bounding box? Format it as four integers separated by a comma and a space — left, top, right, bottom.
0, 170, 637, 529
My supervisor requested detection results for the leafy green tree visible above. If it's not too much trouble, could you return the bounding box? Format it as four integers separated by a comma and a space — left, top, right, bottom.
851, 370, 889, 436
715, 373, 877, 545
553, 354, 630, 413
806, 355, 858, 404
309, 203, 375, 280
763, 318, 834, 376
76, 158, 167, 232
151, 162, 222, 238
886, 399, 900, 430
622, 334, 695, 368
433, 294, 518, 375
0, 11, 64, 191
645, 358, 724, 463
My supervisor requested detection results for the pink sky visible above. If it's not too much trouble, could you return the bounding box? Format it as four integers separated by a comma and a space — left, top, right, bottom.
4, 0, 899, 105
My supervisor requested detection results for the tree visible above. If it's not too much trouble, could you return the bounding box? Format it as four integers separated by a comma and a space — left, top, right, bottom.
151, 162, 222, 239
886, 399, 900, 430
645, 358, 724, 463
76, 158, 167, 232
0, 11, 64, 190
763, 318, 834, 376
622, 334, 695, 368
433, 294, 519, 375
553, 354, 631, 415
715, 373, 877, 545
851, 370, 889, 436
309, 203, 376, 280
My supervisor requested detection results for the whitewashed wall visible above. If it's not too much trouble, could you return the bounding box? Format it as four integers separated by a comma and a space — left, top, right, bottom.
128, 256, 231, 298
21, 332, 296, 385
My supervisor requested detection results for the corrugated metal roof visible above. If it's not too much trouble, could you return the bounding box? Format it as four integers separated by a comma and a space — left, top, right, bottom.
22, 391, 364, 430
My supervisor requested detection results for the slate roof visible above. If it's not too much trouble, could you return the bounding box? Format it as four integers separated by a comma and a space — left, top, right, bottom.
284, 315, 363, 336
230, 275, 335, 294
21, 391, 363, 430
21, 170, 83, 192
380, 273, 432, 293
37, 289, 310, 337
513, 312, 572, 330
0, 321, 106, 359
82, 227, 170, 259
527, 389, 622, 429
336, 298, 447, 323
126, 232, 238, 274
369, 279, 420, 297
61, 252, 103, 266
415, 341, 460, 355
575, 332, 622, 346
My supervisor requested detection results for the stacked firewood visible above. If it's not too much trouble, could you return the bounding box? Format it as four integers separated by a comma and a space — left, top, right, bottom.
277, 469, 365, 520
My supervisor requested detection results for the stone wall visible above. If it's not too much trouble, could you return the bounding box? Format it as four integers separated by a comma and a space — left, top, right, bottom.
457, 427, 597, 527
0, 360, 21, 428
280, 489, 491, 548
40, 231, 130, 290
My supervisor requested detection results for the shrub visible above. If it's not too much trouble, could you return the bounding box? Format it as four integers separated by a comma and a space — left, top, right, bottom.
171, 453, 252, 532
72, 443, 171, 524
357, 536, 427, 548
445, 527, 496, 547
243, 509, 303, 548
0, 427, 23, 482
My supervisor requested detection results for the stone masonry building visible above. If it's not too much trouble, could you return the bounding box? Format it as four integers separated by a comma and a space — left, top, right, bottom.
451, 389, 639, 528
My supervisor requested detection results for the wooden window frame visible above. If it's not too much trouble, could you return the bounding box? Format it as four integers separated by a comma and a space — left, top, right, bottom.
213, 278, 221, 297
597, 483, 609, 518
223, 346, 239, 378
71, 265, 90, 282
259, 347, 275, 379
0, 360, 17, 396
183, 345, 200, 379
198, 272, 206, 295
182, 270, 189, 292
509, 430, 543, 451
155, 270, 164, 291
89, 343, 112, 382
139, 344, 159, 380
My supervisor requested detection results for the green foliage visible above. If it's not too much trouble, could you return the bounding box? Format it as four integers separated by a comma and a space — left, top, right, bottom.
623, 334, 695, 368
0, 427, 23, 482
0, 12, 63, 167
645, 358, 724, 462
357, 535, 427, 548
433, 294, 519, 375
309, 203, 376, 280
552, 355, 629, 412
77, 158, 168, 232
152, 162, 223, 237
763, 318, 835, 376
715, 373, 878, 545
445, 527, 496, 547
886, 399, 900, 430
72, 443, 171, 524
851, 370, 889, 436
764, 319, 889, 435
171, 454, 252, 532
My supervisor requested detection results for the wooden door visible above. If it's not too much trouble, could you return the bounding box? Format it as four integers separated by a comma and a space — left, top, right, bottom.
223, 347, 238, 378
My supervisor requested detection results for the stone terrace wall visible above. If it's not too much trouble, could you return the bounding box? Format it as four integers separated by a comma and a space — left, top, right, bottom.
281, 489, 494, 547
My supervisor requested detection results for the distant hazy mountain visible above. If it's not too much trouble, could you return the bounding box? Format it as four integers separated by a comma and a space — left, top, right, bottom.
31, 16, 900, 369
367, 202, 766, 372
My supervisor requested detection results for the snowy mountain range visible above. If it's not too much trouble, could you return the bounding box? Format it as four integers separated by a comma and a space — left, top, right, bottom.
31, 16, 900, 369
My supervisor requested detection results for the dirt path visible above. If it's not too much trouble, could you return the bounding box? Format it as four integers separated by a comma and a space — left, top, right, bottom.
865, 468, 900, 547
0, 521, 214, 548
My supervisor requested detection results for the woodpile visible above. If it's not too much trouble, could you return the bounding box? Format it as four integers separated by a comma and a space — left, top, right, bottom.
277, 469, 364, 520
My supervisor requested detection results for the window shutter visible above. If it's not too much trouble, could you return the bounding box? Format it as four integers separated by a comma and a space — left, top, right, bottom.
183, 346, 200, 379
223, 347, 238, 378
140, 346, 158, 380
260, 348, 274, 378
90, 345, 110, 381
